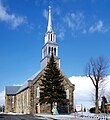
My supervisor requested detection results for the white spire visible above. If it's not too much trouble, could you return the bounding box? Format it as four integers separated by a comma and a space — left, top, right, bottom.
47, 6, 52, 32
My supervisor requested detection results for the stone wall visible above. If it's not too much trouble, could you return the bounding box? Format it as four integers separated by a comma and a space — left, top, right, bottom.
16, 88, 31, 114
5, 95, 16, 113
32, 73, 75, 114
5, 95, 12, 113
40, 103, 51, 113
5, 70, 75, 114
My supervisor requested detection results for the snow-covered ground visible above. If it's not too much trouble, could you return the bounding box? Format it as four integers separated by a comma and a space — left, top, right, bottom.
77, 112, 110, 119
1, 112, 110, 120
35, 112, 110, 120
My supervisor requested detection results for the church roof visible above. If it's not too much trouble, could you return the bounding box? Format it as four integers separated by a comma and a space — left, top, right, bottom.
16, 82, 28, 94
5, 82, 29, 95
5, 67, 75, 95
27, 70, 41, 80
5, 70, 42, 95
5, 86, 21, 95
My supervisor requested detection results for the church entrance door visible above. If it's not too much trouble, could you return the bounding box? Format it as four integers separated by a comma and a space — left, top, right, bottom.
36, 104, 38, 113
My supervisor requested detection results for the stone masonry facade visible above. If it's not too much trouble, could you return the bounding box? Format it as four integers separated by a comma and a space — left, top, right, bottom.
5, 69, 75, 114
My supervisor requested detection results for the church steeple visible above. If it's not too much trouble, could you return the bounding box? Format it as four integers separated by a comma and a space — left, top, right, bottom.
40, 6, 60, 70
44, 6, 56, 44
47, 6, 52, 32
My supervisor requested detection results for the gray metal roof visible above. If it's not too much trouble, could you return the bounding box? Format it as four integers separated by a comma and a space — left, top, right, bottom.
27, 70, 41, 80
5, 86, 21, 95
5, 70, 42, 95
16, 82, 28, 93
5, 82, 29, 95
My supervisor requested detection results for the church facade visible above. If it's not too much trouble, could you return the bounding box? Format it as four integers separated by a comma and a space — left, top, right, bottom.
5, 6, 75, 114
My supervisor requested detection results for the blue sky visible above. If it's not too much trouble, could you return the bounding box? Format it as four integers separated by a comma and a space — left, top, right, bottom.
0, 0, 110, 105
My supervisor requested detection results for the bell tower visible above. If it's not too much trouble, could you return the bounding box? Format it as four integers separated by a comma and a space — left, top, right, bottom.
40, 6, 60, 70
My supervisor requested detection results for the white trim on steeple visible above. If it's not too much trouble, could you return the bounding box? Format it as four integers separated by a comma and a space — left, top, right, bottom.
47, 6, 52, 32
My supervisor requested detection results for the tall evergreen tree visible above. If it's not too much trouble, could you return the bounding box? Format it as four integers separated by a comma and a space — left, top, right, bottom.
39, 52, 66, 113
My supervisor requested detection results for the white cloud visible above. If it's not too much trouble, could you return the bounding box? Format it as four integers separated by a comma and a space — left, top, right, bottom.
69, 76, 110, 108
0, 1, 26, 29
43, 9, 48, 20
63, 11, 110, 34
56, 25, 65, 40
58, 31, 64, 40
89, 20, 103, 33
54, 7, 61, 16
69, 76, 94, 108
89, 20, 109, 33
69, 76, 93, 91
13, 84, 22, 86
0, 91, 5, 106
64, 12, 85, 32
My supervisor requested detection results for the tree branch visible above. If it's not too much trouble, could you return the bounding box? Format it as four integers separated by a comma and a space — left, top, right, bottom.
89, 75, 96, 87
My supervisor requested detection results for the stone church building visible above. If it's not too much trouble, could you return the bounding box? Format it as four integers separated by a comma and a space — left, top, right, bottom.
5, 6, 75, 114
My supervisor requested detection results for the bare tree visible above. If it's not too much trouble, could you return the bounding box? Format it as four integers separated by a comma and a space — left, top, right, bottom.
86, 56, 109, 114
89, 81, 107, 106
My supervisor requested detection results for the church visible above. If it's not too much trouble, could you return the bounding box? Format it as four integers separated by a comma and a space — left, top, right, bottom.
5, 6, 75, 114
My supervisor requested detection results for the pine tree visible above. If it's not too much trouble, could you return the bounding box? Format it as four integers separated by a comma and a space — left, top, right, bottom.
39, 52, 66, 113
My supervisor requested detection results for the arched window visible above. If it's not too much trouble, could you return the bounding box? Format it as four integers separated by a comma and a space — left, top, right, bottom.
48, 47, 50, 55
12, 96, 14, 109
54, 48, 56, 56
66, 89, 69, 99
51, 34, 52, 41
36, 87, 40, 98
52, 47, 53, 53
